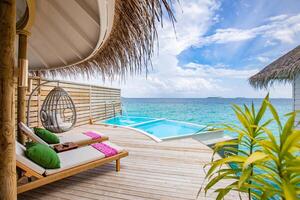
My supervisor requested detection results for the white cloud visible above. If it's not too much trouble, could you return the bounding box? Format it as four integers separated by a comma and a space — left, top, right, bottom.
86, 0, 293, 98
182, 63, 258, 79
256, 56, 270, 63
268, 14, 289, 22
198, 14, 300, 45
202, 28, 256, 44
158, 0, 220, 55
111, 0, 226, 98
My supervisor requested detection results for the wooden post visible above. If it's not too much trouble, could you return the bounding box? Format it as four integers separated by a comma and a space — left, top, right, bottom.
116, 159, 120, 172
89, 85, 93, 124
17, 32, 29, 144
37, 76, 41, 127
0, 0, 17, 199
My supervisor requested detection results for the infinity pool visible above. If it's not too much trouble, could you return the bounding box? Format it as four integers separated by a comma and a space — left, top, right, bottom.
104, 116, 156, 126
103, 116, 208, 140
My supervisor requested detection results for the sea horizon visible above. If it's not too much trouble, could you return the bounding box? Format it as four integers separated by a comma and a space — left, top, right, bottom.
122, 97, 292, 100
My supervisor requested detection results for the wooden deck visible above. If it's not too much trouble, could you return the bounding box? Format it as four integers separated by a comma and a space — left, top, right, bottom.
18, 125, 244, 200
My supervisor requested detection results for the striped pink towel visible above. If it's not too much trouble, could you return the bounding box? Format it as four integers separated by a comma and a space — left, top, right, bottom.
84, 131, 102, 140
91, 143, 118, 157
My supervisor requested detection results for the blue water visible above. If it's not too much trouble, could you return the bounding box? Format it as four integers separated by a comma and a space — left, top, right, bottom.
121, 98, 293, 137
134, 119, 206, 139
104, 116, 208, 139
105, 116, 155, 126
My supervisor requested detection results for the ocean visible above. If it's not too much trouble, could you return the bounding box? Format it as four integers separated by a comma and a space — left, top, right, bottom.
122, 98, 293, 137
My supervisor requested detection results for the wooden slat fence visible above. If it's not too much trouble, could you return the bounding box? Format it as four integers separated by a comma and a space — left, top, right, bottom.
18, 77, 121, 128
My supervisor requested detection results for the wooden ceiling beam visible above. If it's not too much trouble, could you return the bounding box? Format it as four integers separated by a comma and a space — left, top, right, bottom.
32, 27, 68, 66
48, 0, 94, 49
28, 44, 50, 68
38, 8, 83, 60
74, 0, 100, 27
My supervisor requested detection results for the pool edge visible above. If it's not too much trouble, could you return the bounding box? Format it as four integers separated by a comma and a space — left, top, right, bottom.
94, 122, 163, 143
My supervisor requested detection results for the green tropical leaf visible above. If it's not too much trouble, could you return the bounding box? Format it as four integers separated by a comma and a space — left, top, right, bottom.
251, 103, 256, 118
233, 109, 252, 133
243, 152, 269, 170
267, 101, 282, 130
282, 179, 298, 200
215, 188, 231, 200
261, 127, 278, 150
206, 156, 246, 178
281, 113, 296, 146
290, 176, 300, 184
281, 130, 300, 157
203, 95, 300, 200
238, 167, 252, 188
215, 181, 240, 200
204, 170, 234, 192
254, 95, 268, 124
244, 105, 254, 122
258, 140, 278, 152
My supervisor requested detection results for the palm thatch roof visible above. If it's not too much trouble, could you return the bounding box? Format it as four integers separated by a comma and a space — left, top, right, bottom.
29, 0, 176, 80
249, 45, 300, 88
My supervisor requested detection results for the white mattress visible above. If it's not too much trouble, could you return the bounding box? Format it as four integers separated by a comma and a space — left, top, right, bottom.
45, 146, 105, 175
102, 141, 124, 153
59, 133, 92, 144
19, 122, 105, 146
58, 132, 103, 144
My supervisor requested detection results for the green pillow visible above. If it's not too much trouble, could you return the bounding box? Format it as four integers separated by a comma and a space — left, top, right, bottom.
25, 142, 60, 169
34, 127, 60, 144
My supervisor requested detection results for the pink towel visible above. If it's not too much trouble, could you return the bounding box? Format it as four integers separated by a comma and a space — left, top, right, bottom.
91, 143, 118, 157
84, 131, 102, 140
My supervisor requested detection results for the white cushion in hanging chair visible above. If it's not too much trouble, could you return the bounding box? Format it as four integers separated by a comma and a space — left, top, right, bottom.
48, 113, 73, 132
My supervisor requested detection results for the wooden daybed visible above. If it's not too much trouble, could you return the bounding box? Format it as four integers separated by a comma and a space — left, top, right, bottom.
16, 141, 128, 194
19, 122, 109, 146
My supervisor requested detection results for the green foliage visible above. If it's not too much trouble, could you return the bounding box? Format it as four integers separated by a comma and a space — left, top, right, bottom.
202, 95, 300, 200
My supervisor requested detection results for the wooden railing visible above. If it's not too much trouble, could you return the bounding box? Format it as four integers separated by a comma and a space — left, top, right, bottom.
21, 77, 121, 128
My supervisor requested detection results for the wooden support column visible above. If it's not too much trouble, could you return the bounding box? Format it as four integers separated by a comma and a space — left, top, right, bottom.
89, 85, 94, 124
17, 32, 29, 144
0, 0, 17, 199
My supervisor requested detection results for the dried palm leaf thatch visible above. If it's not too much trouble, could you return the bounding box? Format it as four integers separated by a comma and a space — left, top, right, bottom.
31, 0, 176, 80
249, 45, 300, 89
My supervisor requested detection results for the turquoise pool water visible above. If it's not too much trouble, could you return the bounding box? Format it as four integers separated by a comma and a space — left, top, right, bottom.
133, 119, 206, 139
104, 116, 155, 126
121, 98, 292, 137
103, 116, 208, 139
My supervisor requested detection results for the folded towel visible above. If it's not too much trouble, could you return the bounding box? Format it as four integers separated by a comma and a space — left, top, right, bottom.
84, 131, 102, 140
91, 143, 118, 157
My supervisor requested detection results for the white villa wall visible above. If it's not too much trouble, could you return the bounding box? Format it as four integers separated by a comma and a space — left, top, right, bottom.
293, 74, 300, 126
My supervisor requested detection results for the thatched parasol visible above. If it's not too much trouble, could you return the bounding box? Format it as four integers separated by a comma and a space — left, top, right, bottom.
28, 0, 176, 79
249, 45, 300, 88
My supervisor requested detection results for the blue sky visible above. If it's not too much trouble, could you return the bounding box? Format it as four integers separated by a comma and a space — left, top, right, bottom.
98, 0, 300, 98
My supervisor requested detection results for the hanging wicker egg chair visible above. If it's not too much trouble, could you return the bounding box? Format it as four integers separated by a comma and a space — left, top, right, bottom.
40, 86, 77, 133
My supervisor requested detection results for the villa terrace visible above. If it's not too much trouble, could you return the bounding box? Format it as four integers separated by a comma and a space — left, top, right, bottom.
9, 77, 243, 199
18, 125, 243, 200
0, 0, 246, 199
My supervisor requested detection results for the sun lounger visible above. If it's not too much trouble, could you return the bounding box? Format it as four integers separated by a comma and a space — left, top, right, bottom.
19, 122, 109, 146
16, 141, 128, 194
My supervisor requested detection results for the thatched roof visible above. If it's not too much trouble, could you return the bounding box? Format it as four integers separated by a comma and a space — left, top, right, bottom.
28, 0, 176, 79
249, 45, 300, 88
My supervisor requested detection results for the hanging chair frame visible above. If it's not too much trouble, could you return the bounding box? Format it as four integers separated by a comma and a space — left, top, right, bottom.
26, 80, 77, 132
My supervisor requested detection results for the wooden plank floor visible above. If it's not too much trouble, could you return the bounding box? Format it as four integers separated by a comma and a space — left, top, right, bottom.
18, 125, 245, 200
